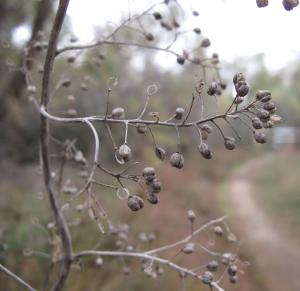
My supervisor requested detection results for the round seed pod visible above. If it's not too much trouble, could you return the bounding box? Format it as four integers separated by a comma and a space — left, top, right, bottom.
182, 243, 195, 254
118, 144, 132, 162
153, 12, 162, 20
256, 0, 268, 7
112, 107, 125, 119
136, 123, 147, 134
282, 0, 299, 11
233, 73, 246, 85
127, 195, 144, 211
257, 109, 270, 122
147, 192, 159, 204
234, 96, 244, 104
252, 117, 263, 129
201, 124, 213, 134
206, 260, 219, 272
263, 121, 273, 128
255, 90, 271, 101
198, 143, 212, 159
145, 33, 154, 41
263, 101, 276, 111
254, 131, 267, 144
213, 226, 224, 236
193, 27, 201, 34
235, 81, 249, 97
176, 55, 186, 65
175, 107, 185, 120
229, 275, 238, 284
155, 146, 166, 161
201, 38, 211, 48
170, 152, 184, 169
149, 179, 161, 193
142, 167, 156, 182
221, 253, 236, 265
224, 136, 236, 150
61, 78, 71, 87
187, 210, 196, 222
207, 81, 218, 96
202, 271, 214, 285
228, 265, 238, 276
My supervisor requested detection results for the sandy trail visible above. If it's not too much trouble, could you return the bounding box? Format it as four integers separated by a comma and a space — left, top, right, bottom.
228, 155, 300, 291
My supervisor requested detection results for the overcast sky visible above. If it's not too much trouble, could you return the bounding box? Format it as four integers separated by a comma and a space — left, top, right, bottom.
66, 0, 300, 71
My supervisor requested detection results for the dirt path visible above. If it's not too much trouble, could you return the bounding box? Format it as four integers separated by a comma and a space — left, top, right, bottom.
228, 155, 300, 291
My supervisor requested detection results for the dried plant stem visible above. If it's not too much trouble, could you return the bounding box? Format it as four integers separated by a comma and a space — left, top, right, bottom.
0, 263, 36, 291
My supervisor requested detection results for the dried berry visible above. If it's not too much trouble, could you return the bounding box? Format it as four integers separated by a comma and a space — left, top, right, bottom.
255, 90, 271, 101
127, 195, 144, 211
176, 55, 186, 65
175, 107, 185, 120
221, 253, 236, 265
263, 101, 276, 112
257, 109, 270, 122
149, 179, 161, 193
153, 12, 162, 20
118, 144, 132, 162
147, 192, 159, 204
256, 0, 268, 7
207, 82, 218, 96
201, 38, 211, 48
224, 136, 236, 150
235, 80, 249, 97
193, 27, 201, 34
229, 275, 238, 284
187, 210, 196, 222
252, 117, 263, 129
198, 143, 212, 159
112, 107, 125, 119
155, 146, 166, 161
206, 260, 219, 272
233, 73, 246, 85
202, 271, 213, 285
213, 226, 224, 236
136, 123, 147, 134
282, 0, 299, 10
254, 131, 267, 144
182, 243, 195, 254
170, 152, 184, 169
145, 33, 154, 41
228, 265, 238, 276
142, 167, 156, 182
234, 96, 244, 104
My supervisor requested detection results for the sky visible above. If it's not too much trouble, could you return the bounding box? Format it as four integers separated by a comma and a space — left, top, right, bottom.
65, 0, 300, 71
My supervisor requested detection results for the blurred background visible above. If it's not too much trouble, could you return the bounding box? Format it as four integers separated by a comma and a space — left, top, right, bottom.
1, 0, 300, 290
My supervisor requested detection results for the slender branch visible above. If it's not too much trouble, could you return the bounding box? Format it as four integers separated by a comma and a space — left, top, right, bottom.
39, 1, 72, 290
0, 263, 36, 291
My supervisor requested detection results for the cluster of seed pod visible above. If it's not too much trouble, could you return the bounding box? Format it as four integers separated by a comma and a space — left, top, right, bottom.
256, 0, 299, 10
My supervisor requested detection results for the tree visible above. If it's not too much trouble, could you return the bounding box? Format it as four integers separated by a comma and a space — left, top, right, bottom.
1, 0, 295, 290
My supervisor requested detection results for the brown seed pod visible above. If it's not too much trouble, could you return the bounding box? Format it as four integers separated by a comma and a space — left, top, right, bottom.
153, 12, 162, 20
254, 131, 267, 144
201, 124, 213, 134
221, 253, 236, 265
206, 260, 219, 272
235, 80, 249, 97
176, 55, 186, 65
170, 152, 184, 169
142, 167, 156, 182
257, 109, 270, 122
193, 27, 201, 34
182, 243, 195, 254
202, 271, 214, 285
229, 275, 238, 284
112, 107, 125, 119
207, 81, 218, 96
282, 0, 299, 11
145, 33, 154, 41
234, 96, 244, 104
256, 0, 268, 7
201, 38, 211, 48
252, 117, 263, 129
155, 146, 166, 161
136, 123, 147, 134
233, 73, 246, 85
198, 143, 212, 159
174, 107, 185, 120
149, 179, 161, 193
127, 195, 144, 211
147, 192, 159, 204
224, 136, 236, 150
118, 144, 132, 162
263, 101, 276, 111
228, 265, 238, 276
255, 90, 271, 101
